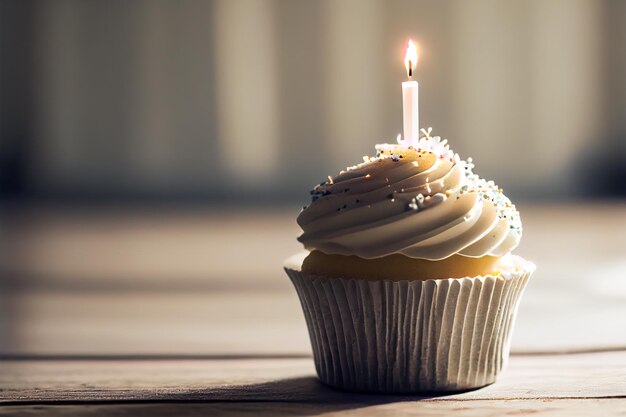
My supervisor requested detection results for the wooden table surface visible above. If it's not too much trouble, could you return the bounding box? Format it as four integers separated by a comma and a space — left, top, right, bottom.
1, 203, 625, 416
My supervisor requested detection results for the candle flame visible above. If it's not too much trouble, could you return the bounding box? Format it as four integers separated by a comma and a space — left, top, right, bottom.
404, 40, 418, 78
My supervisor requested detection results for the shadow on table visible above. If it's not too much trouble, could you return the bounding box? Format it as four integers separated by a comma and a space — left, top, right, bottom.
0, 376, 477, 416
158, 376, 467, 416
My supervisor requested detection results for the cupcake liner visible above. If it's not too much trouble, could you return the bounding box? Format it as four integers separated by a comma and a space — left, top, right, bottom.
284, 254, 534, 393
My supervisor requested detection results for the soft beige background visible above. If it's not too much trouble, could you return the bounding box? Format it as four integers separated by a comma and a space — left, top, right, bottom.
2, 0, 625, 199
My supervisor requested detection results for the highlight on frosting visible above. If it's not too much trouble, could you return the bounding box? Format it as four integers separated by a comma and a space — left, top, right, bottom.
297, 128, 522, 261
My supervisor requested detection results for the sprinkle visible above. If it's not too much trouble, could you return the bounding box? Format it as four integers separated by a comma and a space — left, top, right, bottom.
420, 127, 433, 139
428, 193, 446, 205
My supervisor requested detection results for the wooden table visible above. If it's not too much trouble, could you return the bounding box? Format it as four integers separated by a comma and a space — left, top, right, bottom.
1, 203, 625, 416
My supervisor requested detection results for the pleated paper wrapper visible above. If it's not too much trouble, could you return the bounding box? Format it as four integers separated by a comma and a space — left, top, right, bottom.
284, 254, 534, 393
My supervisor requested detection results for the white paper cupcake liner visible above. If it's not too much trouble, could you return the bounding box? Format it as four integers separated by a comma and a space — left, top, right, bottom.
284, 254, 534, 393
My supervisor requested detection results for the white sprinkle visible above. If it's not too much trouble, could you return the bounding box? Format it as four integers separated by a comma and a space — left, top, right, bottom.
429, 193, 446, 205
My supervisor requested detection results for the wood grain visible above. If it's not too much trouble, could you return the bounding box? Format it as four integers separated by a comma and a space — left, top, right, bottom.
1, 399, 625, 417
1, 352, 624, 416
1, 351, 624, 403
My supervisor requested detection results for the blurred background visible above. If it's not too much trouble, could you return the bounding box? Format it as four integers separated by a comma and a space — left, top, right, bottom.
2, 0, 626, 202
0, 0, 625, 356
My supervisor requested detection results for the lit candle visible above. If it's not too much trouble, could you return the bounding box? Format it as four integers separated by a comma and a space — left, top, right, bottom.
402, 40, 419, 145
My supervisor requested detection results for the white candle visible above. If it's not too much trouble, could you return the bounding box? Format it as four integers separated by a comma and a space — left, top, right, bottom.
402, 80, 419, 144
402, 40, 419, 145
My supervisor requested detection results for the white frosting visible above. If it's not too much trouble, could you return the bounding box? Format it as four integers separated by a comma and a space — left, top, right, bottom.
297, 129, 522, 260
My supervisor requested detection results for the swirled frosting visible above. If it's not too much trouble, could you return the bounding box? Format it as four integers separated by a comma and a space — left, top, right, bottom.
297, 129, 522, 260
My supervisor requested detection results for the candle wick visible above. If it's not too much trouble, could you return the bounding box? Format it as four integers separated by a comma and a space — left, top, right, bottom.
408, 60, 413, 78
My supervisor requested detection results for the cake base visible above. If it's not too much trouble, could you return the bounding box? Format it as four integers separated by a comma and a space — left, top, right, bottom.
285, 253, 535, 393
302, 250, 505, 281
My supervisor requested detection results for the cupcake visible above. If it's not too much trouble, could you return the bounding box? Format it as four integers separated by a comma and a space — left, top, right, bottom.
284, 128, 535, 393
